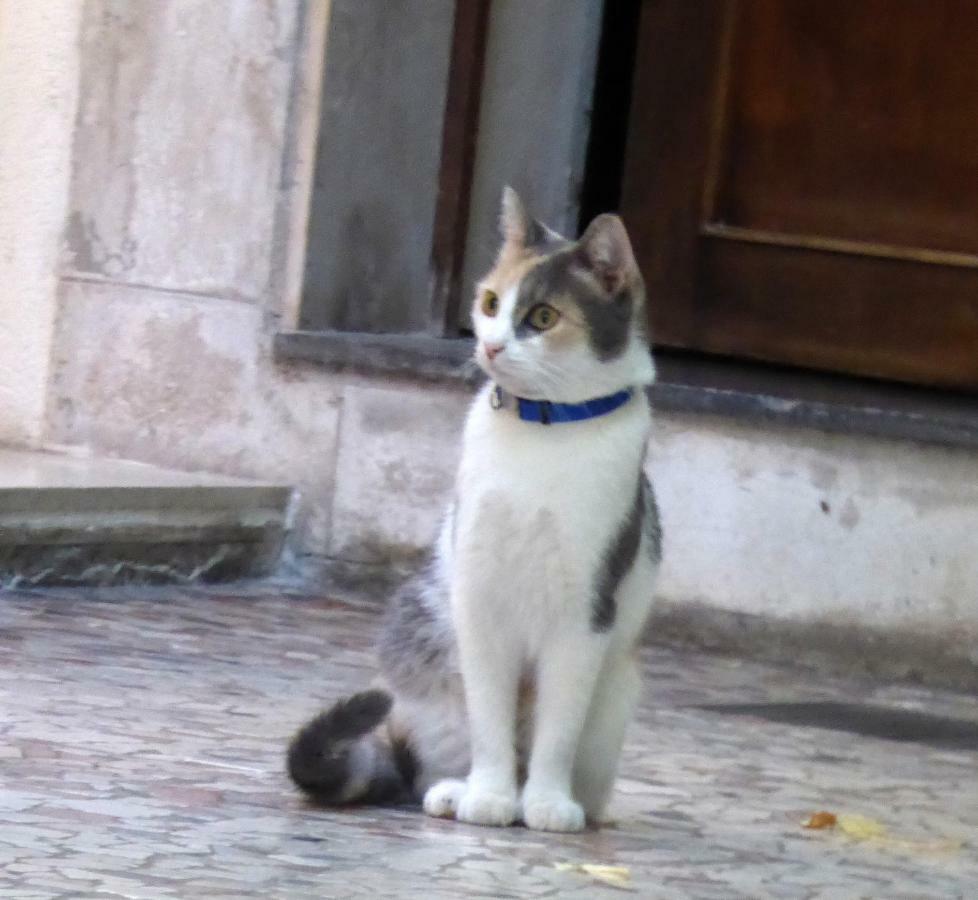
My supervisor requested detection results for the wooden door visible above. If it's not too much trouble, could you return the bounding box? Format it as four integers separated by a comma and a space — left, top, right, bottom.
621, 0, 978, 391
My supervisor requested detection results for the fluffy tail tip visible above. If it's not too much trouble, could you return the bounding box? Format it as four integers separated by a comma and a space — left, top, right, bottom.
287, 689, 394, 802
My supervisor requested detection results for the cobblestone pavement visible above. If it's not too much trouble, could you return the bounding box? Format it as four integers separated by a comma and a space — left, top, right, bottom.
1, 584, 976, 899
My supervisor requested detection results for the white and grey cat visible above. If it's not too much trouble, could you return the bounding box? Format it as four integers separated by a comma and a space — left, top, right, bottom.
288, 188, 661, 832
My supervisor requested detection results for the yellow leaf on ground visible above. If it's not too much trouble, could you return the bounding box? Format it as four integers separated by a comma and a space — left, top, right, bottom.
555, 863, 632, 888
837, 813, 887, 840
801, 810, 961, 857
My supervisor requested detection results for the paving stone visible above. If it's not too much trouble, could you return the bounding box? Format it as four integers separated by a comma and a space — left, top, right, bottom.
0, 585, 975, 897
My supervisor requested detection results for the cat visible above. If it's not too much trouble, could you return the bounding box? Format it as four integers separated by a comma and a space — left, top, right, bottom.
288, 187, 661, 832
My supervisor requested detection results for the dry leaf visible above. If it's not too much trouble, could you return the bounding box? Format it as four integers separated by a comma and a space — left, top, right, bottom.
802, 811, 838, 829
801, 810, 961, 857
837, 813, 887, 840
555, 863, 632, 888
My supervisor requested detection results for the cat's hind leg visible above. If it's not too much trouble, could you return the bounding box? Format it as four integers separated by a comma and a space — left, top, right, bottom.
388, 690, 469, 806
422, 778, 467, 818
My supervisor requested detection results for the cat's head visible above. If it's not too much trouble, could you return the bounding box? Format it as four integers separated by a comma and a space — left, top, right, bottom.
471, 187, 655, 403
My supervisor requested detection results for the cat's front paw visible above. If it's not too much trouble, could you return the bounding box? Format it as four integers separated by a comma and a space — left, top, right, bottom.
522, 790, 586, 832
422, 779, 466, 819
455, 783, 519, 827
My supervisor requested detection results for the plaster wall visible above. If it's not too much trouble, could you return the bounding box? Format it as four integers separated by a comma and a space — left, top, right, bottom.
0, 0, 82, 445
324, 384, 978, 648
652, 415, 978, 640
47, 0, 343, 550
25, 0, 978, 675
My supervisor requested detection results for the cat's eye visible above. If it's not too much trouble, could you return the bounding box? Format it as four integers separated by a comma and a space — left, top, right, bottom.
481, 290, 499, 317
526, 303, 560, 331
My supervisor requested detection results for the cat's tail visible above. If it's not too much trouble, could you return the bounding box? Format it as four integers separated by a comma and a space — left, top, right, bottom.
287, 689, 412, 805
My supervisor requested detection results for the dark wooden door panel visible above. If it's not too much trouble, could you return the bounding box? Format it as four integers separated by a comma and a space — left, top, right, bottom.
620, 0, 725, 349
622, 0, 978, 390
718, 0, 978, 256
697, 236, 978, 388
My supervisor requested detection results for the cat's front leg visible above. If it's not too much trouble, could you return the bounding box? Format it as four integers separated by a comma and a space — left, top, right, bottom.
425, 590, 521, 827
572, 654, 642, 824
522, 631, 607, 832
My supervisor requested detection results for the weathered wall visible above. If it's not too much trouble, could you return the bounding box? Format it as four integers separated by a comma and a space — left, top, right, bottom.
322, 384, 978, 633
652, 416, 978, 635
49, 283, 343, 551
314, 380, 978, 681
0, 0, 82, 445
64, 1, 301, 302
47, 0, 345, 550
31, 0, 978, 684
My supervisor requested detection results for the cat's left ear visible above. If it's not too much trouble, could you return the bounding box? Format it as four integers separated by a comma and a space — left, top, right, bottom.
575, 214, 638, 295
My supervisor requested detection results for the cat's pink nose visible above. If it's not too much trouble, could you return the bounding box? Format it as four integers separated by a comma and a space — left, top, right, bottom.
483, 342, 504, 361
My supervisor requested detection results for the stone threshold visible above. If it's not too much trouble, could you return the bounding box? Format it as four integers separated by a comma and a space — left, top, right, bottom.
276, 329, 978, 450
0, 446, 292, 587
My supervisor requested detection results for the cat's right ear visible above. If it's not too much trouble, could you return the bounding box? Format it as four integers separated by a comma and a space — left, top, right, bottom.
499, 186, 562, 252
500, 186, 532, 247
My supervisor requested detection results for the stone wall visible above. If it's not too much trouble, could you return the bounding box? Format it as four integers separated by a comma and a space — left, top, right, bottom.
301, 380, 978, 681
0, 0, 82, 445
7, 0, 976, 683
47, 0, 345, 551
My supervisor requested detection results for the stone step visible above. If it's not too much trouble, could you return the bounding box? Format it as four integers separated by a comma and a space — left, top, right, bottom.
0, 447, 292, 587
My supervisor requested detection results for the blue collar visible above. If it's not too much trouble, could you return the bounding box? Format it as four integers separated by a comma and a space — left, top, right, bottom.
490, 385, 633, 425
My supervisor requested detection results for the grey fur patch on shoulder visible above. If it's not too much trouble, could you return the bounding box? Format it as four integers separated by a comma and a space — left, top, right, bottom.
591, 474, 662, 632
449, 496, 459, 551
592, 477, 645, 632
642, 472, 663, 564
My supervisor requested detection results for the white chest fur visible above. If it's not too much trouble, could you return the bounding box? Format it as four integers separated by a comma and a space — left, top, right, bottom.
448, 383, 650, 643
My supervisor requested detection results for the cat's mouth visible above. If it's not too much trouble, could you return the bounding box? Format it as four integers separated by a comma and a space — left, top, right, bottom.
475, 349, 504, 380
477, 356, 514, 390
482, 370, 545, 403
475, 346, 551, 399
